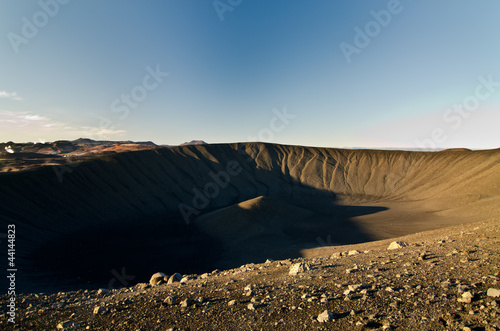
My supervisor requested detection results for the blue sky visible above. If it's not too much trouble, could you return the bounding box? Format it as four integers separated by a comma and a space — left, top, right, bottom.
1, 0, 499, 149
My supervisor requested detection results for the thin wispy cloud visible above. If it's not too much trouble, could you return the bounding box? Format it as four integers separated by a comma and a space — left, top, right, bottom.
0, 91, 22, 101
77, 126, 127, 139
0, 110, 48, 126
0, 110, 125, 141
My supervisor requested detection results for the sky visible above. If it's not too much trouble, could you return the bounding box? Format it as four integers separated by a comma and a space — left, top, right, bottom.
1, 0, 500, 149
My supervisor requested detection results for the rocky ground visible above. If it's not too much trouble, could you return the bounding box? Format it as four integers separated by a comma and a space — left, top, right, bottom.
2, 218, 499, 330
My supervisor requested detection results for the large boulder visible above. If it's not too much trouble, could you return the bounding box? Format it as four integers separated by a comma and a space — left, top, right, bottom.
149, 272, 167, 286
167, 273, 183, 284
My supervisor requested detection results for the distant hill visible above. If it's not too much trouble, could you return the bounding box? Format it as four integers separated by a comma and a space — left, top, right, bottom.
180, 140, 207, 146
71, 138, 157, 146
0, 139, 157, 155
0, 139, 159, 172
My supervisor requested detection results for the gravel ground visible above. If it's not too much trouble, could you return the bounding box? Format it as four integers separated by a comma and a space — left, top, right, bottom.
2, 218, 499, 331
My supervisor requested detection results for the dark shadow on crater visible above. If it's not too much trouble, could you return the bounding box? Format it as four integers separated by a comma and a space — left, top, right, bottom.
191, 144, 388, 270
27, 215, 224, 293
15, 143, 388, 293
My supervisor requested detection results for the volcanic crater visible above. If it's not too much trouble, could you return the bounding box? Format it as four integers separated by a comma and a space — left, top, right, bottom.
1, 142, 498, 293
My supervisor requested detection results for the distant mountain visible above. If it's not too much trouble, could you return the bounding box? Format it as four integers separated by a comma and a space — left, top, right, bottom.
180, 140, 207, 146
71, 138, 156, 146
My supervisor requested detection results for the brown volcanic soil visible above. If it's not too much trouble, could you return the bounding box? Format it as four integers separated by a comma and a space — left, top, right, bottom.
1, 218, 499, 330
0, 142, 499, 329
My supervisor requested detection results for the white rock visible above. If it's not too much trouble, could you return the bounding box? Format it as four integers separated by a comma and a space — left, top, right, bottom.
228, 300, 237, 306
317, 310, 334, 323
457, 291, 474, 303
346, 265, 359, 274
487, 288, 500, 297
164, 295, 178, 305
180, 299, 191, 308
387, 241, 409, 250
149, 272, 167, 286
97, 288, 110, 295
289, 262, 311, 275
247, 303, 256, 310
462, 291, 474, 299
348, 250, 360, 255
93, 306, 106, 314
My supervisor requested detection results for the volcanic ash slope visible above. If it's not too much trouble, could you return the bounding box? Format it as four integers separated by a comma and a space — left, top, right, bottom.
0, 143, 499, 292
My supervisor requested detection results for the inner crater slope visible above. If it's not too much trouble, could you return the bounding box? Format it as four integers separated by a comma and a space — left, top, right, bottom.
1, 143, 498, 292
